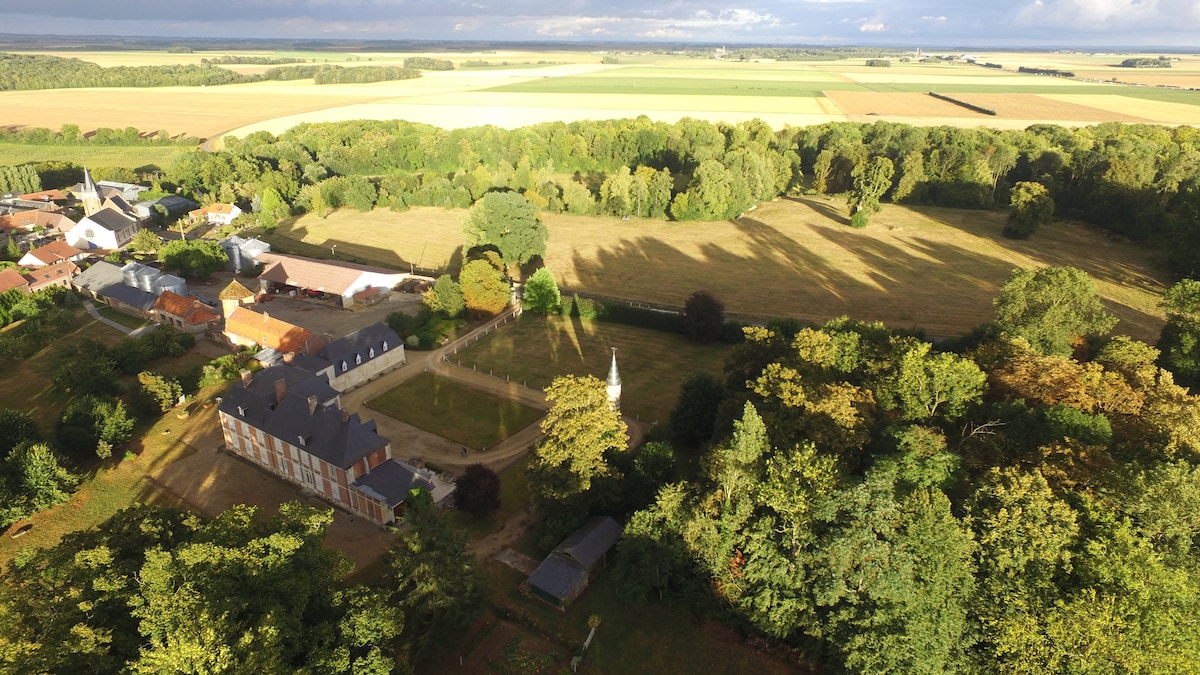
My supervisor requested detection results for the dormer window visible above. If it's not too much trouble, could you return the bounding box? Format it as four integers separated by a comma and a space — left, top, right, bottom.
297, 435, 306, 447
236, 405, 245, 416
355, 354, 362, 365
341, 360, 348, 373
368, 347, 375, 359
382, 341, 388, 352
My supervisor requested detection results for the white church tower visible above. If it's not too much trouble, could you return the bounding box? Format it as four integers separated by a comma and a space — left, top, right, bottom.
606, 347, 622, 412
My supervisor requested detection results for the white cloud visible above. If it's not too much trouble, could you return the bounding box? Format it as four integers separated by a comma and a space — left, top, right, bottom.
859, 20, 886, 32
920, 15, 947, 22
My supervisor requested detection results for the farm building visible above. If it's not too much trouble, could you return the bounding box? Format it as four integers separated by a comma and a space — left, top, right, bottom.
291, 322, 406, 392
133, 195, 199, 221
72, 261, 187, 320
218, 365, 435, 526
526, 516, 623, 610
218, 235, 271, 273
254, 252, 411, 308
223, 306, 328, 356
0, 269, 30, 294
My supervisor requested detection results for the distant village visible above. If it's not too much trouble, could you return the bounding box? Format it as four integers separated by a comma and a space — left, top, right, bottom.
1, 168, 460, 528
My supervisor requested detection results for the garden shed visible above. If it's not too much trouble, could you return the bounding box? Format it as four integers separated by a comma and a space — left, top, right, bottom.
525, 516, 622, 610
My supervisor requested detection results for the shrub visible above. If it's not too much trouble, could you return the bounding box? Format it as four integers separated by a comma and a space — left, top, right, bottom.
455, 463, 501, 518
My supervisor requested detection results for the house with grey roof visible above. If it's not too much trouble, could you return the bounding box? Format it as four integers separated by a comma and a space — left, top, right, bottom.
292, 322, 406, 392
218, 365, 434, 526
133, 195, 199, 221
525, 516, 623, 610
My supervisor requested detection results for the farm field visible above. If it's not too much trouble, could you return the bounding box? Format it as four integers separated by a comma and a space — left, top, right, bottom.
0, 142, 187, 168
3, 49, 1198, 143
271, 197, 1169, 341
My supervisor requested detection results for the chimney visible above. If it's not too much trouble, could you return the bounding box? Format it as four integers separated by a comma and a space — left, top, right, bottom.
341, 408, 350, 422
239, 370, 253, 386
274, 378, 287, 403
307, 395, 318, 415
282, 352, 295, 364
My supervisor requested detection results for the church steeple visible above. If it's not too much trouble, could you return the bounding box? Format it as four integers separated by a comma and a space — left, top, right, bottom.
606, 347, 622, 412
78, 166, 101, 217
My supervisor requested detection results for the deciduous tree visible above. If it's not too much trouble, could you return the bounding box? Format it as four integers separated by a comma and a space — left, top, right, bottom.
522, 267, 560, 314
458, 258, 508, 317
454, 463, 500, 518
462, 191, 547, 268
529, 375, 628, 500
158, 238, 228, 280
994, 266, 1117, 356
1005, 181, 1054, 238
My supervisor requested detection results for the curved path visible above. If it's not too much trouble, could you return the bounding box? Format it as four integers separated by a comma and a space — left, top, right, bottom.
339, 306, 648, 476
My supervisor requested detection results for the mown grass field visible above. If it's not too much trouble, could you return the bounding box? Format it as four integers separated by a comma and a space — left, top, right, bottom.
367, 372, 544, 448
453, 315, 732, 424
274, 197, 1168, 341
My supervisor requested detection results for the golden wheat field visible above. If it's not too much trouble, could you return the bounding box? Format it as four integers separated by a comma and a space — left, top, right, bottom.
271, 197, 1167, 340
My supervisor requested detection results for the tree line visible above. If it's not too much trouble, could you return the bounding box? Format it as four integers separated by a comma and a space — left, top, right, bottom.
516, 266, 1200, 672
0, 53, 423, 91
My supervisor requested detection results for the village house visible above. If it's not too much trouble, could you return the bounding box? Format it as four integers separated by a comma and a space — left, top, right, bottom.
0, 269, 29, 294
18, 240, 86, 268
218, 365, 435, 526
189, 203, 243, 225
0, 209, 74, 246
23, 260, 79, 293
151, 290, 219, 334
223, 305, 328, 356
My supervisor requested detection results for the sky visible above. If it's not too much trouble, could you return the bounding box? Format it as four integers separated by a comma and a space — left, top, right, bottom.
2, 0, 1200, 48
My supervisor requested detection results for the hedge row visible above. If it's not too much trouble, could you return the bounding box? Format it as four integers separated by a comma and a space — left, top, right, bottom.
928, 91, 997, 116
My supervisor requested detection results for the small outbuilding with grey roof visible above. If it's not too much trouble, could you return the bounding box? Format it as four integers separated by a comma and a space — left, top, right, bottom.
525, 516, 623, 610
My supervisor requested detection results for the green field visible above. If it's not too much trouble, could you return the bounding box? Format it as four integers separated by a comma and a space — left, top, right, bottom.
367, 372, 544, 448
0, 143, 186, 169
453, 315, 731, 425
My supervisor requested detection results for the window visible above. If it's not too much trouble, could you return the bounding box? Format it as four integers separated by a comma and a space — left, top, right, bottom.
236, 405, 245, 416
382, 341, 388, 352
340, 360, 348, 373
84, 229, 95, 238
368, 347, 375, 359
297, 435, 306, 447
355, 354, 362, 365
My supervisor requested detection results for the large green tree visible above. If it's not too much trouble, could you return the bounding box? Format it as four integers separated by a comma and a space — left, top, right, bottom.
1004, 181, 1055, 239
462, 191, 548, 268
522, 267, 561, 314
1157, 278, 1200, 388
458, 258, 509, 316
847, 155, 895, 228
994, 266, 1117, 356
158, 238, 228, 279
528, 374, 629, 500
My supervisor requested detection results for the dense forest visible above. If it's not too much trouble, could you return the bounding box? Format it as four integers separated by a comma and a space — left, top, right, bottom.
0, 53, 423, 90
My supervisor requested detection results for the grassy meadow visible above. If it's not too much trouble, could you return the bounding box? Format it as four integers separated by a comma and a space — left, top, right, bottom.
272, 197, 1168, 341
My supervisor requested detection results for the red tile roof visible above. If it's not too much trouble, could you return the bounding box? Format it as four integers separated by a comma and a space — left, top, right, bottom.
0, 210, 72, 233
24, 240, 84, 265
23, 261, 78, 290
190, 203, 238, 216
18, 189, 68, 202
0, 269, 29, 294
255, 252, 404, 297
225, 306, 316, 354
153, 290, 219, 326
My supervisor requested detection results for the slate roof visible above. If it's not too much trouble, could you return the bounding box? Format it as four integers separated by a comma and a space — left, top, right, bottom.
255, 252, 404, 296
23, 240, 84, 265
0, 269, 28, 293
82, 207, 136, 232
526, 516, 623, 605
135, 195, 199, 216
72, 261, 126, 293
225, 306, 317, 354
351, 460, 434, 508
219, 366, 387, 470
319, 322, 401, 376
100, 282, 157, 311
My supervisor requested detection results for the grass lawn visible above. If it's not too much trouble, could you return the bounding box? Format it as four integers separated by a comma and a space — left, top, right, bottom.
449, 457, 532, 540
273, 197, 1168, 341
0, 143, 187, 170
97, 306, 150, 330
0, 309, 128, 433
453, 315, 731, 425
0, 381, 227, 566
366, 372, 543, 449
